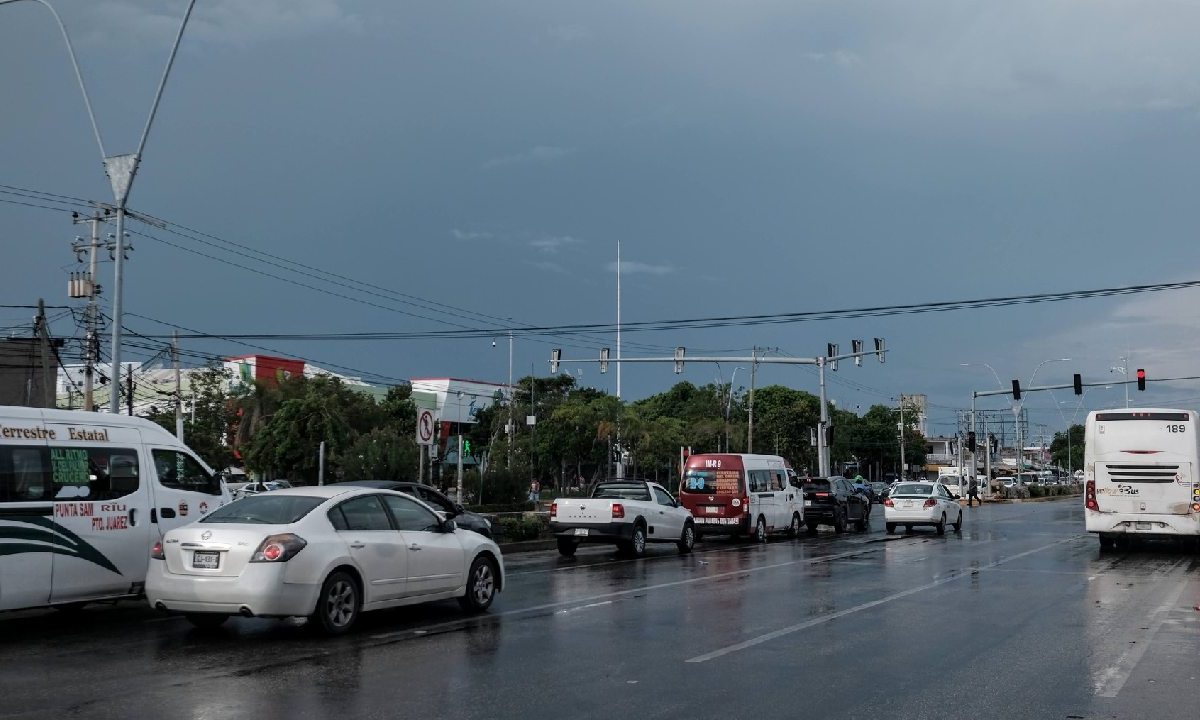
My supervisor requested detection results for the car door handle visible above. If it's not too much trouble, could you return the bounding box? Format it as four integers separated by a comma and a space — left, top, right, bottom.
349, 542, 365, 549
128, 508, 137, 526
409, 544, 421, 551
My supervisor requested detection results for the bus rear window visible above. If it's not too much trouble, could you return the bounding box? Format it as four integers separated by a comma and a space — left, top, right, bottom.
681, 469, 743, 494
1095, 412, 1190, 421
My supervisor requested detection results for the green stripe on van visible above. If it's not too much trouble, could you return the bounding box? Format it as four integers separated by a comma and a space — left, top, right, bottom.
0, 517, 121, 575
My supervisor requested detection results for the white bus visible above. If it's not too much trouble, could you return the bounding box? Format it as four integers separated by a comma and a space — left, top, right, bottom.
1, 407, 231, 612
1084, 408, 1200, 550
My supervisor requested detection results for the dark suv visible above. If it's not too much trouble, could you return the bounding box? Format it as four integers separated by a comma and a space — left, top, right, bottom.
802, 476, 870, 533
336, 480, 493, 538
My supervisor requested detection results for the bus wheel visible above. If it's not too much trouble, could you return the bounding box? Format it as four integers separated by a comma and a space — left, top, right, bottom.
1099, 534, 1115, 551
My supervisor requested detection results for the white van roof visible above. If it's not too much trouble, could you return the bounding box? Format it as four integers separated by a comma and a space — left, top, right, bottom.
1, 405, 187, 448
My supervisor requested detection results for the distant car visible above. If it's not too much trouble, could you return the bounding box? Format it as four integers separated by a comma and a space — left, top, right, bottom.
852, 480, 877, 503
870, 482, 888, 502
884, 482, 963, 535
146, 486, 504, 634
803, 477, 871, 533
336, 480, 493, 538
234, 481, 288, 501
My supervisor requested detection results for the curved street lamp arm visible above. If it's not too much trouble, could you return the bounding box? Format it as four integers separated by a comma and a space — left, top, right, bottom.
132, 0, 196, 187
0, 0, 107, 159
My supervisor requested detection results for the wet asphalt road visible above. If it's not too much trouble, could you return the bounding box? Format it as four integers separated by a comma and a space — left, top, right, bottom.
2, 500, 1197, 720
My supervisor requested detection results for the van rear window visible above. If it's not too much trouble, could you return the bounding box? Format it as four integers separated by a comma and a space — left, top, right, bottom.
681, 469, 743, 494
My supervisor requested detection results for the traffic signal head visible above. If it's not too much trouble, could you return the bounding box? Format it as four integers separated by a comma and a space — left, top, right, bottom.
550, 348, 561, 373
1136, 368, 1146, 391
464, 439, 471, 455
1073, 373, 1083, 396
1011, 379, 1022, 401
967, 431, 976, 452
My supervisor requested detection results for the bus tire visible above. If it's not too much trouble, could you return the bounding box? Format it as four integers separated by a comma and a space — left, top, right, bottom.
1099, 534, 1116, 551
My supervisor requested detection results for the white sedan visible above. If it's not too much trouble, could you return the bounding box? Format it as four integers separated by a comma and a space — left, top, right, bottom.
146, 486, 504, 634
883, 481, 963, 535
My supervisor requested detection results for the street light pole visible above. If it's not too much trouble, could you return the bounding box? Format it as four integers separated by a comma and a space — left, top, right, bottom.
818, 356, 830, 476
0, 0, 200, 414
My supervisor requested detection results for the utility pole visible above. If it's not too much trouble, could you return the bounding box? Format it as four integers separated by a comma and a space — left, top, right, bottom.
456, 391, 465, 503
970, 392, 977, 493
507, 327, 514, 469
125, 364, 133, 416
173, 330, 183, 441
71, 211, 106, 411
34, 299, 54, 408
747, 347, 758, 452
817, 356, 830, 476
899, 396, 907, 478
983, 413, 991, 499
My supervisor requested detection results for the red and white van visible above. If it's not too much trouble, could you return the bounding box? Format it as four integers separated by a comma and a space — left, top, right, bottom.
678, 453, 803, 542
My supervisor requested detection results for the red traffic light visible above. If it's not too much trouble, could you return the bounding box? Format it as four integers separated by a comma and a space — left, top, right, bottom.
1136, 368, 1146, 391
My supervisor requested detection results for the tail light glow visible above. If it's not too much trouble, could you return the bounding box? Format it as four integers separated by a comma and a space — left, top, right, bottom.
883, 498, 894, 507
1085, 480, 1099, 511
923, 498, 937, 508
611, 503, 625, 519
550, 502, 557, 518
251, 533, 307, 563
151, 540, 164, 560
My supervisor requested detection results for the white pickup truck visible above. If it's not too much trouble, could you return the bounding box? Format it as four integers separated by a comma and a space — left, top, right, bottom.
549, 480, 696, 557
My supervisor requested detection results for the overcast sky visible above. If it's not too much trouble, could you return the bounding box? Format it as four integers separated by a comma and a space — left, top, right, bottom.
4, 0, 1200, 438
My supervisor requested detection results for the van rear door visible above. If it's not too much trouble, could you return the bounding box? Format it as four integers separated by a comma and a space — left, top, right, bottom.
679, 455, 747, 532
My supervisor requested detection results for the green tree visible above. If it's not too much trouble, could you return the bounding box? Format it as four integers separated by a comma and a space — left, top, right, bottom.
1050, 424, 1084, 471
146, 363, 237, 472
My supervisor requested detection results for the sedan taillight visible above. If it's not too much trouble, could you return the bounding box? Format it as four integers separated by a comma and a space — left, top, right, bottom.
923, 498, 938, 508
251, 533, 307, 563
883, 498, 894, 507
150, 540, 165, 560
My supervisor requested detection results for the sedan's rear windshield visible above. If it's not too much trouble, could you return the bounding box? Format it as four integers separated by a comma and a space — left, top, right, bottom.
892, 483, 933, 496
802, 479, 832, 492
200, 495, 325, 524
593, 483, 652, 501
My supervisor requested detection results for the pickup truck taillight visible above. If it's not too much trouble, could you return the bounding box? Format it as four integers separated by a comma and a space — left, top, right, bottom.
1085, 480, 1099, 511
611, 503, 625, 519
550, 502, 557, 518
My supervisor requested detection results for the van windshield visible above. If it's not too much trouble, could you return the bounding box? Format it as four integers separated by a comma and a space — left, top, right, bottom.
681, 469, 743, 494
201, 495, 325, 525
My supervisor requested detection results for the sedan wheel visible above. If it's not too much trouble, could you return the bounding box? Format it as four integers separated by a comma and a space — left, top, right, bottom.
936, 513, 946, 536
459, 556, 498, 613
309, 571, 360, 635
886, 522, 897, 534
953, 509, 963, 533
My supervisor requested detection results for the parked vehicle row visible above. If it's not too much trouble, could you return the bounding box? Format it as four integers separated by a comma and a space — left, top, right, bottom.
549, 454, 884, 558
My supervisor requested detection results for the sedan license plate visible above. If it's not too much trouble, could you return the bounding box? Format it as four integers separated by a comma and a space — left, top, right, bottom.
192, 550, 220, 569
705, 505, 719, 514
902, 501, 914, 508
1135, 521, 1152, 530
573, 528, 589, 537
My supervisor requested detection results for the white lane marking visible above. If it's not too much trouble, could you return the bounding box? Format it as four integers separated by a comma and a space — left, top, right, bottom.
685, 536, 1079, 663
369, 546, 873, 641
1093, 560, 1191, 698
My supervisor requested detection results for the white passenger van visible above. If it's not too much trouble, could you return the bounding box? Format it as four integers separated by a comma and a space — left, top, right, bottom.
1084, 409, 1200, 550
0, 406, 230, 611
678, 453, 803, 542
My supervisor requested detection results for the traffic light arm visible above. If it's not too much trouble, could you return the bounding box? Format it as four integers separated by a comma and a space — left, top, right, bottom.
974, 378, 1145, 399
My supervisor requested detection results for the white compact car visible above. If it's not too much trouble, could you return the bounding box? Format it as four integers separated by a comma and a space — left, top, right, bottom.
883, 481, 963, 535
146, 486, 504, 634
